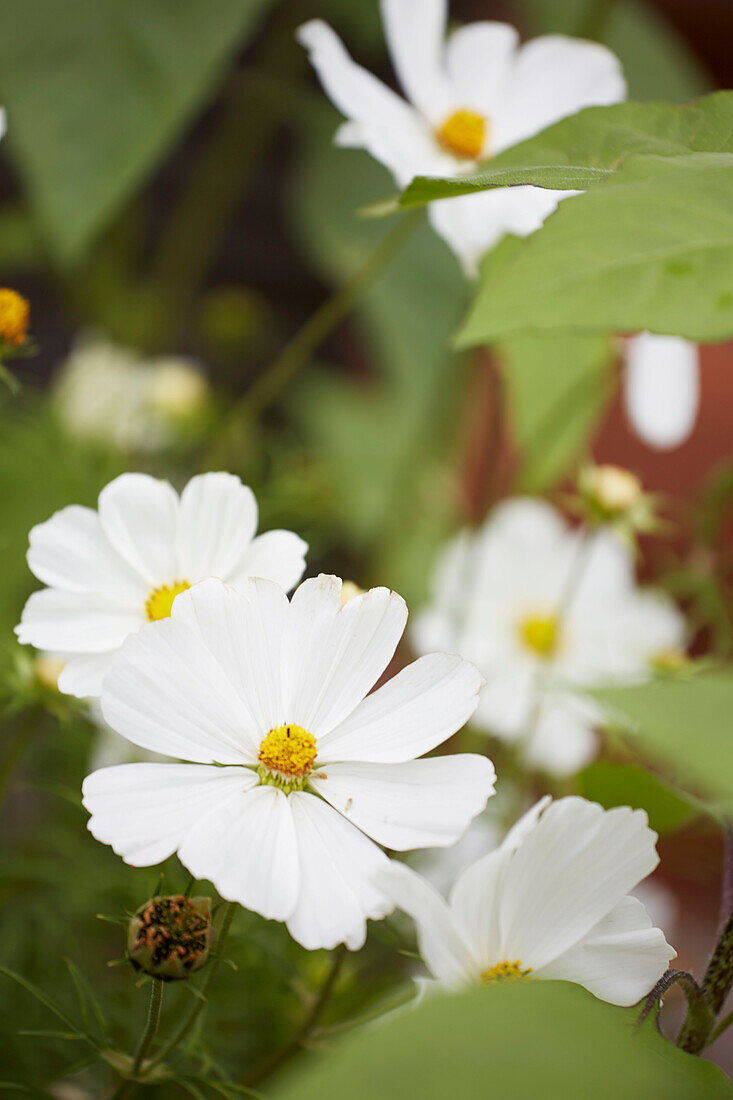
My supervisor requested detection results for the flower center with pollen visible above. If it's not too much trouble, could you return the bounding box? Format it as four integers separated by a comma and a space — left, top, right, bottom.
481, 960, 533, 984
145, 580, 190, 622
257, 725, 317, 792
436, 109, 486, 160
519, 613, 560, 659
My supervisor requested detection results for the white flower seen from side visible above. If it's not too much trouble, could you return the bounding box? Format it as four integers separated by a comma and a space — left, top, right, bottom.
413, 498, 686, 775
623, 332, 700, 450
379, 795, 676, 1005
82, 575, 495, 951
16, 472, 308, 697
298, 0, 625, 273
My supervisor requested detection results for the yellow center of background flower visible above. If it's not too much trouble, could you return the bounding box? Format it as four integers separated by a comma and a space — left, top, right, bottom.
0, 288, 29, 346
145, 580, 191, 622
258, 724, 317, 779
481, 959, 532, 984
437, 109, 486, 160
519, 613, 559, 659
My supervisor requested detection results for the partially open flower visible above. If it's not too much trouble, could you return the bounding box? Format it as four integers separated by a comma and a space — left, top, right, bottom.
127, 895, 213, 980
577, 463, 659, 542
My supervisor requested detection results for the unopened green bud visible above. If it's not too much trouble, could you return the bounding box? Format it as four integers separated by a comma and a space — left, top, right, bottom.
127, 895, 213, 981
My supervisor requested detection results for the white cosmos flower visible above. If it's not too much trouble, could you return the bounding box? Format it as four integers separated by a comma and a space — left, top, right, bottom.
297, 1, 625, 274
413, 499, 686, 776
16, 472, 307, 698
624, 333, 700, 450
82, 575, 495, 951
380, 795, 676, 1005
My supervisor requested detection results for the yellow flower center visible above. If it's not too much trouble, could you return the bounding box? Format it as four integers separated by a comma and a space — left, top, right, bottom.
258, 725, 317, 786
519, 613, 560, 659
0, 288, 29, 346
145, 580, 190, 622
436, 109, 486, 160
481, 959, 533, 984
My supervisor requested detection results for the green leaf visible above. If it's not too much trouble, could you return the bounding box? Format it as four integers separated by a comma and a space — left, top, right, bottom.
593, 673, 733, 814
457, 152, 733, 346
0, 0, 273, 264
577, 762, 695, 834
400, 91, 733, 207
272, 982, 733, 1100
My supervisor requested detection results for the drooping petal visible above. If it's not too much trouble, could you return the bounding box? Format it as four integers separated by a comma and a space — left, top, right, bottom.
82, 763, 256, 866
535, 895, 675, 1006
287, 792, 392, 950
175, 472, 258, 582
58, 651, 116, 698
311, 756, 495, 850
101, 612, 263, 764
228, 530, 307, 593
497, 798, 660, 969
317, 653, 482, 763
27, 505, 146, 600
378, 861, 478, 985
98, 474, 179, 588
179, 784, 299, 923
624, 333, 700, 450
444, 22, 519, 119
16, 588, 143, 653
282, 576, 407, 737
380, 0, 450, 122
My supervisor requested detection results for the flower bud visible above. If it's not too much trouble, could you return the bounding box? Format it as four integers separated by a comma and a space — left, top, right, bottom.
0, 288, 29, 348
145, 359, 208, 422
581, 464, 642, 516
127, 895, 213, 981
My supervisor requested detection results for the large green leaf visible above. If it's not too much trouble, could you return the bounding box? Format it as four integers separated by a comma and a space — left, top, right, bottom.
0, 0, 272, 264
457, 152, 733, 346
577, 761, 695, 834
273, 981, 732, 1100
594, 673, 733, 815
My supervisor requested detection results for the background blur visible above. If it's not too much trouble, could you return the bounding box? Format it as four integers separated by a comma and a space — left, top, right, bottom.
0, 0, 731, 1093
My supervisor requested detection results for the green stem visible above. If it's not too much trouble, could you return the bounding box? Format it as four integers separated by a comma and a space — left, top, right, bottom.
147, 900, 237, 1069
702, 905, 733, 1019
110, 979, 164, 1099
207, 211, 419, 466
242, 946, 346, 1088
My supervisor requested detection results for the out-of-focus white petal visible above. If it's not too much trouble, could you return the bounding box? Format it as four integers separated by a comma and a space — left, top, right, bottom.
317, 653, 482, 762
310, 755, 495, 850
229, 530, 307, 593
525, 692, 598, 777
624, 333, 700, 450
98, 474, 179, 588
445, 22, 519, 118
380, 0, 450, 121
16, 588, 142, 653
58, 651, 116, 698
176, 472, 258, 581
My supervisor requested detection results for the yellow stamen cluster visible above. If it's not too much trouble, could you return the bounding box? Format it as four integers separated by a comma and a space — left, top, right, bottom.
258, 724, 317, 784
519, 613, 560, 659
0, 288, 29, 347
145, 580, 190, 622
481, 959, 533, 984
437, 109, 486, 160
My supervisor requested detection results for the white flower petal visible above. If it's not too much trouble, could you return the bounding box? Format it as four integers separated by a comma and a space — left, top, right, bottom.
58, 651, 116, 698
624, 333, 700, 450
176, 472, 258, 582
535, 895, 675, 1005
179, 784, 299, 922
229, 529, 307, 593
98, 473, 179, 588
317, 653, 482, 763
525, 693, 598, 777
27, 505, 146, 600
380, 0, 450, 121
287, 792, 392, 950
82, 763, 256, 866
101, 612, 262, 764
378, 860, 478, 985
444, 22, 519, 118
16, 588, 142, 653
310, 755, 495, 851
498, 798, 659, 969
283, 576, 407, 737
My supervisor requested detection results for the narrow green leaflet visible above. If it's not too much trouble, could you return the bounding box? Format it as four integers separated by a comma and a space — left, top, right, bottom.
457, 152, 733, 346
400, 91, 733, 206
0, 0, 273, 264
272, 982, 733, 1100
593, 673, 733, 814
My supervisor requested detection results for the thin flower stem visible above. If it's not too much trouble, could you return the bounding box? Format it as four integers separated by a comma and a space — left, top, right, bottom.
147, 900, 238, 1070
242, 946, 346, 1088
110, 979, 164, 1100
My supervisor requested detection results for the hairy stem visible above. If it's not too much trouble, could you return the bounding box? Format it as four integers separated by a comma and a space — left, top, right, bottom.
110, 979, 164, 1099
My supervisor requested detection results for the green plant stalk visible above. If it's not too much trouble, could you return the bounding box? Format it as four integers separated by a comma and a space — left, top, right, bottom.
110, 978, 164, 1099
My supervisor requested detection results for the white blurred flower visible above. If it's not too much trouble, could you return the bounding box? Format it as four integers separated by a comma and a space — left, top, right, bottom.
413, 499, 686, 775
380, 795, 675, 1005
298, 1, 625, 273
623, 333, 700, 450
417, 808, 501, 897
16, 472, 307, 697
82, 576, 495, 951
52, 335, 210, 452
